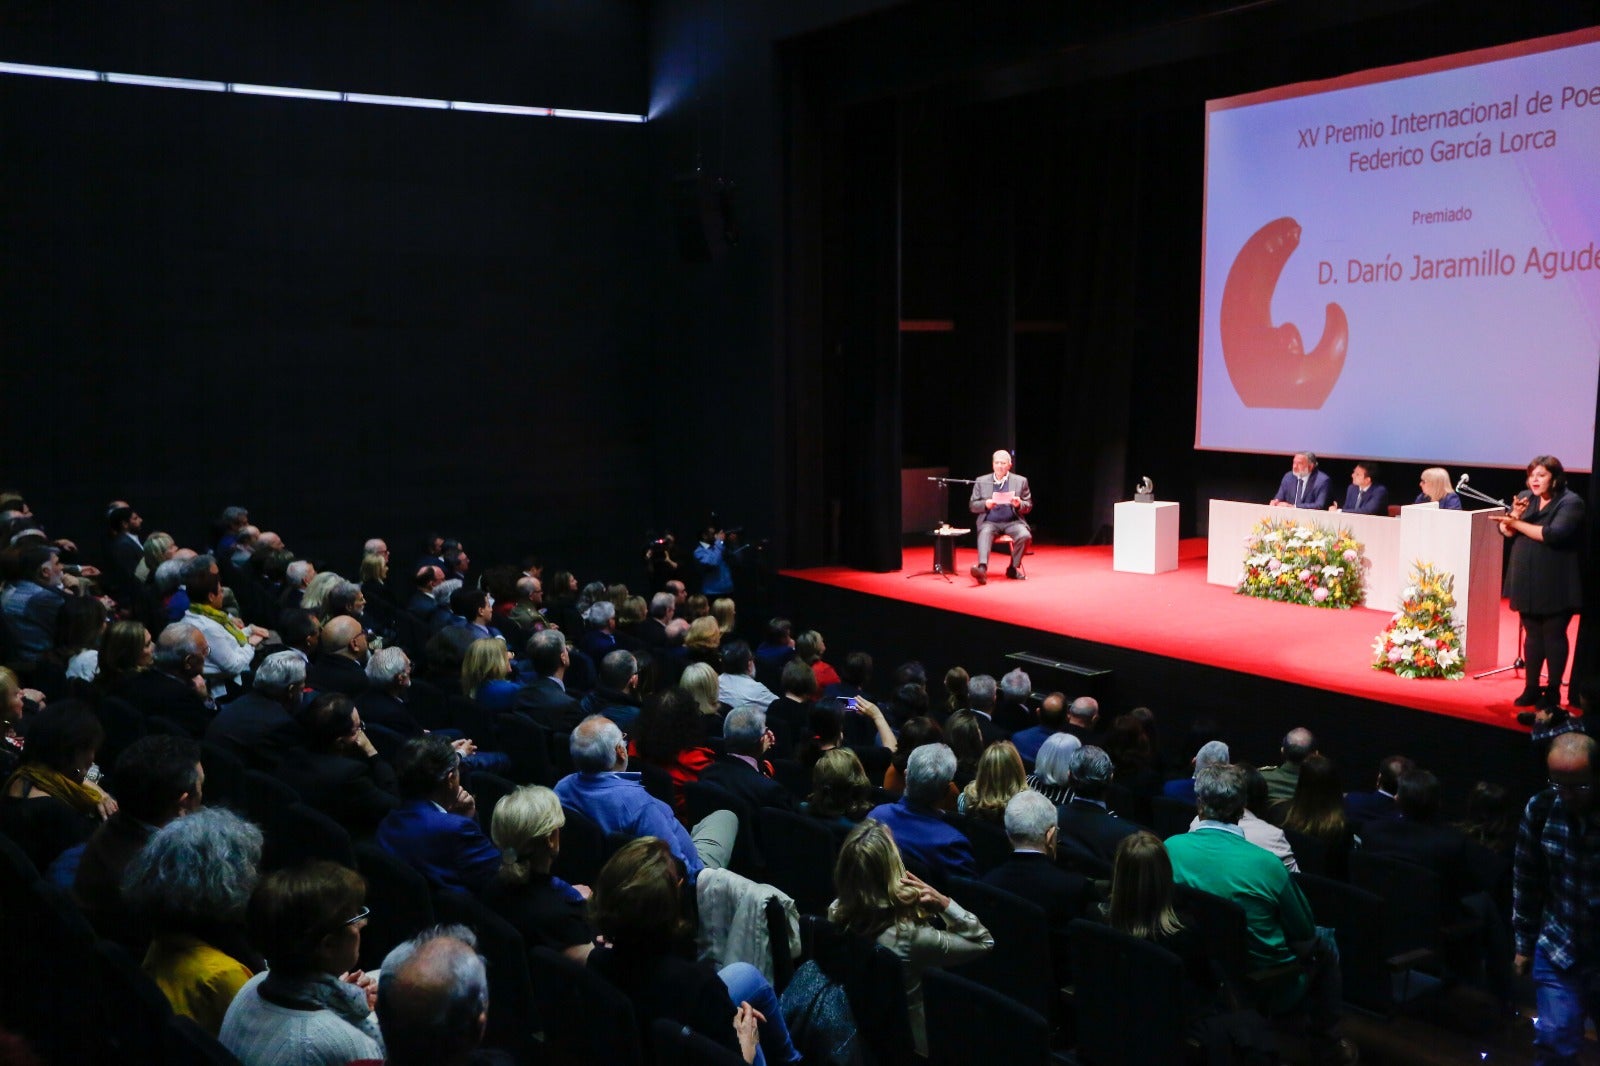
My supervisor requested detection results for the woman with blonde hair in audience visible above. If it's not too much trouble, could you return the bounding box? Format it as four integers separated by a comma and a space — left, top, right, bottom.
0, 666, 38, 777
299, 571, 346, 613
484, 784, 597, 961
803, 748, 875, 829
828, 819, 992, 1057
679, 661, 728, 734
712, 596, 737, 638
684, 616, 723, 669
123, 807, 265, 1035
460, 637, 521, 710
681, 592, 711, 622
795, 630, 840, 688
141, 531, 178, 581
957, 740, 1028, 822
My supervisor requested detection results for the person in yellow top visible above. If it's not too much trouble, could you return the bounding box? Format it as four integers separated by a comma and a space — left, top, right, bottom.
122, 806, 265, 1034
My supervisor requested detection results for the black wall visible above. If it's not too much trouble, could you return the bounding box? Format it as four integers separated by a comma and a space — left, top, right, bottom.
1, 2, 660, 575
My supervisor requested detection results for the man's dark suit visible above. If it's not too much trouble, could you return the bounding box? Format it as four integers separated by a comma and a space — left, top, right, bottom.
579, 688, 642, 732
1343, 790, 1398, 829
273, 749, 400, 839
699, 752, 796, 811
971, 711, 1010, 745
633, 618, 671, 650
969, 472, 1033, 571
993, 699, 1035, 736
204, 691, 305, 770
1340, 483, 1390, 515
377, 798, 501, 895
1358, 817, 1479, 901
1056, 797, 1140, 865
356, 689, 424, 737
1272, 469, 1333, 509
981, 850, 1089, 929
513, 675, 584, 733
306, 655, 371, 698
116, 668, 213, 738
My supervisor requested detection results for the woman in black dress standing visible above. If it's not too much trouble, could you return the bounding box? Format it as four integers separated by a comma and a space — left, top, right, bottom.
1498, 455, 1586, 721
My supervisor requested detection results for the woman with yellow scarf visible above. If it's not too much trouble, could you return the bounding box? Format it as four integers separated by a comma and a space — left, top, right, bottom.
2, 701, 117, 868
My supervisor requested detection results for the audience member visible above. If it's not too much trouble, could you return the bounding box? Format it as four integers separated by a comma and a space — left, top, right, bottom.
554, 715, 735, 884
511, 629, 583, 732
1104, 831, 1223, 1023
1011, 691, 1067, 764
205, 652, 307, 771
883, 716, 943, 796
700, 705, 797, 812
1055, 746, 1139, 867
994, 668, 1034, 734
718, 640, 780, 712
802, 748, 876, 830
1260, 726, 1317, 806
1164, 739, 1230, 806
119, 622, 214, 736
461, 637, 519, 711
483, 785, 596, 961
377, 736, 500, 894
2, 700, 115, 867
220, 861, 384, 1064
795, 629, 839, 688
633, 687, 717, 812
866, 743, 976, 882
123, 807, 264, 1035
1063, 696, 1100, 745
1, 543, 70, 673
1343, 754, 1412, 830
983, 789, 1088, 928
1189, 765, 1298, 872
962, 674, 1008, 745
306, 616, 372, 698
1026, 732, 1080, 805
957, 739, 1027, 823
1165, 764, 1355, 1065
588, 837, 798, 1065
275, 692, 400, 838
1279, 754, 1356, 877
375, 926, 490, 1066
579, 648, 643, 731
184, 557, 267, 696
827, 819, 992, 1057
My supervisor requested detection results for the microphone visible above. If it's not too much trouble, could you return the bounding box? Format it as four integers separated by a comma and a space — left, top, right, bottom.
1456, 473, 1469, 492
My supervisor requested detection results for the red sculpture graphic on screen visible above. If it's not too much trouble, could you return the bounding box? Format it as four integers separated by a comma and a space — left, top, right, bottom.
1220, 217, 1348, 408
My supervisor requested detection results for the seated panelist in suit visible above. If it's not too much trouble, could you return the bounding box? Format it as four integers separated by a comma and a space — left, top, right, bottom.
376, 735, 500, 895
1329, 461, 1390, 515
969, 449, 1033, 584
1270, 451, 1332, 510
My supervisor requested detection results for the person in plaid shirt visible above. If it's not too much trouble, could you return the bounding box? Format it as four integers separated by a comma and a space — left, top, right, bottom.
1512, 732, 1600, 1065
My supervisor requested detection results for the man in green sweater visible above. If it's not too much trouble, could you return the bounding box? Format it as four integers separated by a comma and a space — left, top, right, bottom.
1167, 763, 1358, 1066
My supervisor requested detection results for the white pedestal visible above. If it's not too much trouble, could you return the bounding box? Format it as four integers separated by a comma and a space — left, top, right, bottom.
1397, 504, 1503, 671
1114, 501, 1179, 574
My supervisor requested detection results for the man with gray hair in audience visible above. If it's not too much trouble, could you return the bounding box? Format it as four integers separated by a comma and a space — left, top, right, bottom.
700, 705, 796, 812
579, 649, 643, 732
513, 629, 583, 732
995, 667, 1036, 734
1163, 739, 1230, 806
964, 673, 1008, 745
377, 925, 489, 1066
1261, 726, 1318, 805
867, 742, 977, 882
983, 789, 1089, 929
1167, 764, 1356, 1065
554, 714, 736, 884
279, 557, 316, 612
119, 621, 215, 737
576, 599, 619, 664
205, 651, 307, 770
1055, 745, 1140, 866
639, 590, 675, 649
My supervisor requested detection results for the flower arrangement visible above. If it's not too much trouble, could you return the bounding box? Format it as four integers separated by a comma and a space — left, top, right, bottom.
1372, 562, 1465, 680
1235, 517, 1366, 609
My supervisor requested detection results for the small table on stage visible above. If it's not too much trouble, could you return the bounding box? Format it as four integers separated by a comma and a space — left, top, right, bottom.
908, 526, 971, 582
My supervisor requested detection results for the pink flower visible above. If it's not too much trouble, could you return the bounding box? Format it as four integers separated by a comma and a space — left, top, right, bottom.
1312, 587, 1329, 603
1342, 549, 1358, 562
1387, 647, 1404, 663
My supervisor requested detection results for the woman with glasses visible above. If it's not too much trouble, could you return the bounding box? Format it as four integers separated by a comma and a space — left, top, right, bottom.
219, 860, 383, 1065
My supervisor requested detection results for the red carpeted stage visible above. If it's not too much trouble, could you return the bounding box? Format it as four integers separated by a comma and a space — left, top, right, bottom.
782, 540, 1575, 734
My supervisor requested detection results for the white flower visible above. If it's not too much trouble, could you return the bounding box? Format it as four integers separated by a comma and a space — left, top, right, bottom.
1436, 647, 1459, 668
1321, 565, 1342, 577
1402, 586, 1417, 601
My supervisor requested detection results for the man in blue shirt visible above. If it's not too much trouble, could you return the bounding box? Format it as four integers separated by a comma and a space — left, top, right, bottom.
868, 743, 976, 882
554, 715, 736, 883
